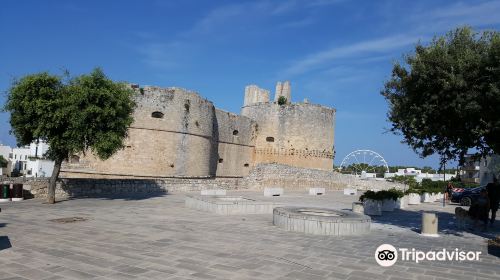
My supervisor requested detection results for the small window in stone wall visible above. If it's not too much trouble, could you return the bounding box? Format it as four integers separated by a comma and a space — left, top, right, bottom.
152, 111, 164, 118
244, 163, 249, 167
266, 137, 275, 142
218, 158, 224, 163
70, 155, 80, 164
233, 130, 239, 136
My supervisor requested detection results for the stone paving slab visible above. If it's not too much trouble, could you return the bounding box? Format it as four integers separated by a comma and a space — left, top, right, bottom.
0, 191, 499, 279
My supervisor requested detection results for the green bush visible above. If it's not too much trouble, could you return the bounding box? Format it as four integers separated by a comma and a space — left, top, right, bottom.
386, 188, 404, 199
277, 96, 287, 105
404, 188, 424, 195
359, 188, 404, 202
0, 156, 7, 168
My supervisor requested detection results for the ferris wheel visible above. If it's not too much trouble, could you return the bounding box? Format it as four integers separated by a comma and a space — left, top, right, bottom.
339, 149, 389, 175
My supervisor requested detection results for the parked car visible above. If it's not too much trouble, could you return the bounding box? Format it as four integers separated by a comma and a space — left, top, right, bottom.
451, 186, 484, 206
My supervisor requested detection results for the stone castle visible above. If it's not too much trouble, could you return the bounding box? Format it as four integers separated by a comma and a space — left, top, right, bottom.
61, 81, 336, 179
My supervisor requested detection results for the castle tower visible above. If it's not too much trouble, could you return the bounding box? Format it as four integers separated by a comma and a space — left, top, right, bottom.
243, 85, 270, 106
274, 81, 291, 103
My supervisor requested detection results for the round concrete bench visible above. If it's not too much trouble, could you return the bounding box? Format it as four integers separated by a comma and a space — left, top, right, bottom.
273, 207, 371, 236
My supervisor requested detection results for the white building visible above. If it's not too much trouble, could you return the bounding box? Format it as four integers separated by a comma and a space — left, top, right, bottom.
0, 144, 12, 176
11, 146, 30, 175
26, 139, 54, 178
479, 155, 500, 186
9, 140, 54, 178
385, 167, 455, 182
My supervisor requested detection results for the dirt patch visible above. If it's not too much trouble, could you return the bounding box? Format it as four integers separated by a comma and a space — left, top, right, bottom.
49, 217, 89, 224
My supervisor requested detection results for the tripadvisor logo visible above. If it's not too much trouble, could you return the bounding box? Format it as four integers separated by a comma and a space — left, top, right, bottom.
375, 244, 482, 267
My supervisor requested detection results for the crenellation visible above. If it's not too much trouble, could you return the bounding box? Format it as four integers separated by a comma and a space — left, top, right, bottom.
244, 85, 270, 106
274, 80, 291, 103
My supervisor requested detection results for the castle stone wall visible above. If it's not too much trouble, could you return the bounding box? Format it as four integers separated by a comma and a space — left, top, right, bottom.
241, 103, 335, 170
274, 81, 291, 103
243, 85, 270, 106
214, 109, 256, 177
62, 87, 217, 177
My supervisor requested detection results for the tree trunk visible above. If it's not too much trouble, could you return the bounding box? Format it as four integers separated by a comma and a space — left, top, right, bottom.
47, 158, 62, 204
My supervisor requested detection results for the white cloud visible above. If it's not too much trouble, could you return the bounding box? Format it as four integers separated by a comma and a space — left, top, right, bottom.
410, 1, 500, 33
281, 34, 421, 76
281, 0, 500, 78
136, 41, 191, 70
135, 0, 339, 70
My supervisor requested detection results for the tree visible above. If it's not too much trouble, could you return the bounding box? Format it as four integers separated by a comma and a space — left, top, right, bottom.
0, 155, 7, 168
277, 96, 287, 105
382, 26, 500, 165
5, 68, 135, 203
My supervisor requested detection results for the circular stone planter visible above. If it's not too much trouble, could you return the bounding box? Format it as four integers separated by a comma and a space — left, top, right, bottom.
273, 207, 371, 236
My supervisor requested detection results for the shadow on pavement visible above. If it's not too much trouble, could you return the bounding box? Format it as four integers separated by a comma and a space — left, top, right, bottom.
58, 179, 169, 201
368, 205, 500, 240
0, 236, 12, 251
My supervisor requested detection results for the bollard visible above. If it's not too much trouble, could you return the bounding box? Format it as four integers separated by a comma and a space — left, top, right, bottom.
12, 184, 24, 202
352, 202, 364, 214
0, 184, 10, 202
264, 187, 284, 197
309, 188, 325, 195
421, 212, 439, 237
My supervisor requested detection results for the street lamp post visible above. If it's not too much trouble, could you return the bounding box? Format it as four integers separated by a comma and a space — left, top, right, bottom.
442, 161, 446, 208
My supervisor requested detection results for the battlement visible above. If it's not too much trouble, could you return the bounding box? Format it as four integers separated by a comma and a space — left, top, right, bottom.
274, 81, 291, 103
243, 85, 270, 106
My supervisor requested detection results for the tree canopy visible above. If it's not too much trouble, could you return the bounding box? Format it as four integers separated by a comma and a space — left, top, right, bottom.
382, 26, 500, 165
5, 68, 135, 203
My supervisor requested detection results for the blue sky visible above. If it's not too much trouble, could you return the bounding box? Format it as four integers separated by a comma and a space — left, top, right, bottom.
1, 0, 500, 169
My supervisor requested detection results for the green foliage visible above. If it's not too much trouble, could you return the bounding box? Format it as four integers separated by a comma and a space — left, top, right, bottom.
359, 190, 379, 201
382, 26, 500, 164
416, 179, 447, 194
277, 96, 287, 105
5, 68, 135, 203
404, 188, 422, 195
5, 68, 135, 162
387, 188, 404, 199
0, 155, 7, 168
389, 175, 419, 188
340, 163, 388, 177
359, 188, 404, 202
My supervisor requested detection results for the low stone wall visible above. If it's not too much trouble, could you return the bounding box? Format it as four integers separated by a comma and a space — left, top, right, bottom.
1, 177, 51, 198
26, 177, 244, 199
3, 163, 403, 199
243, 164, 403, 191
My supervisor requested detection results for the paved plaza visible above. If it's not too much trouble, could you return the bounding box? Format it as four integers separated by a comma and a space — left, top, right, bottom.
1, 191, 499, 280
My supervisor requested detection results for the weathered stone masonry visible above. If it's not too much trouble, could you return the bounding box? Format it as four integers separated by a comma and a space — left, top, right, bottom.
9, 164, 403, 199
61, 81, 336, 178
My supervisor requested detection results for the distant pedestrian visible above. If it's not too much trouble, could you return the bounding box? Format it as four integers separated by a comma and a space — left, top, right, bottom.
486, 176, 500, 227
445, 182, 454, 201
